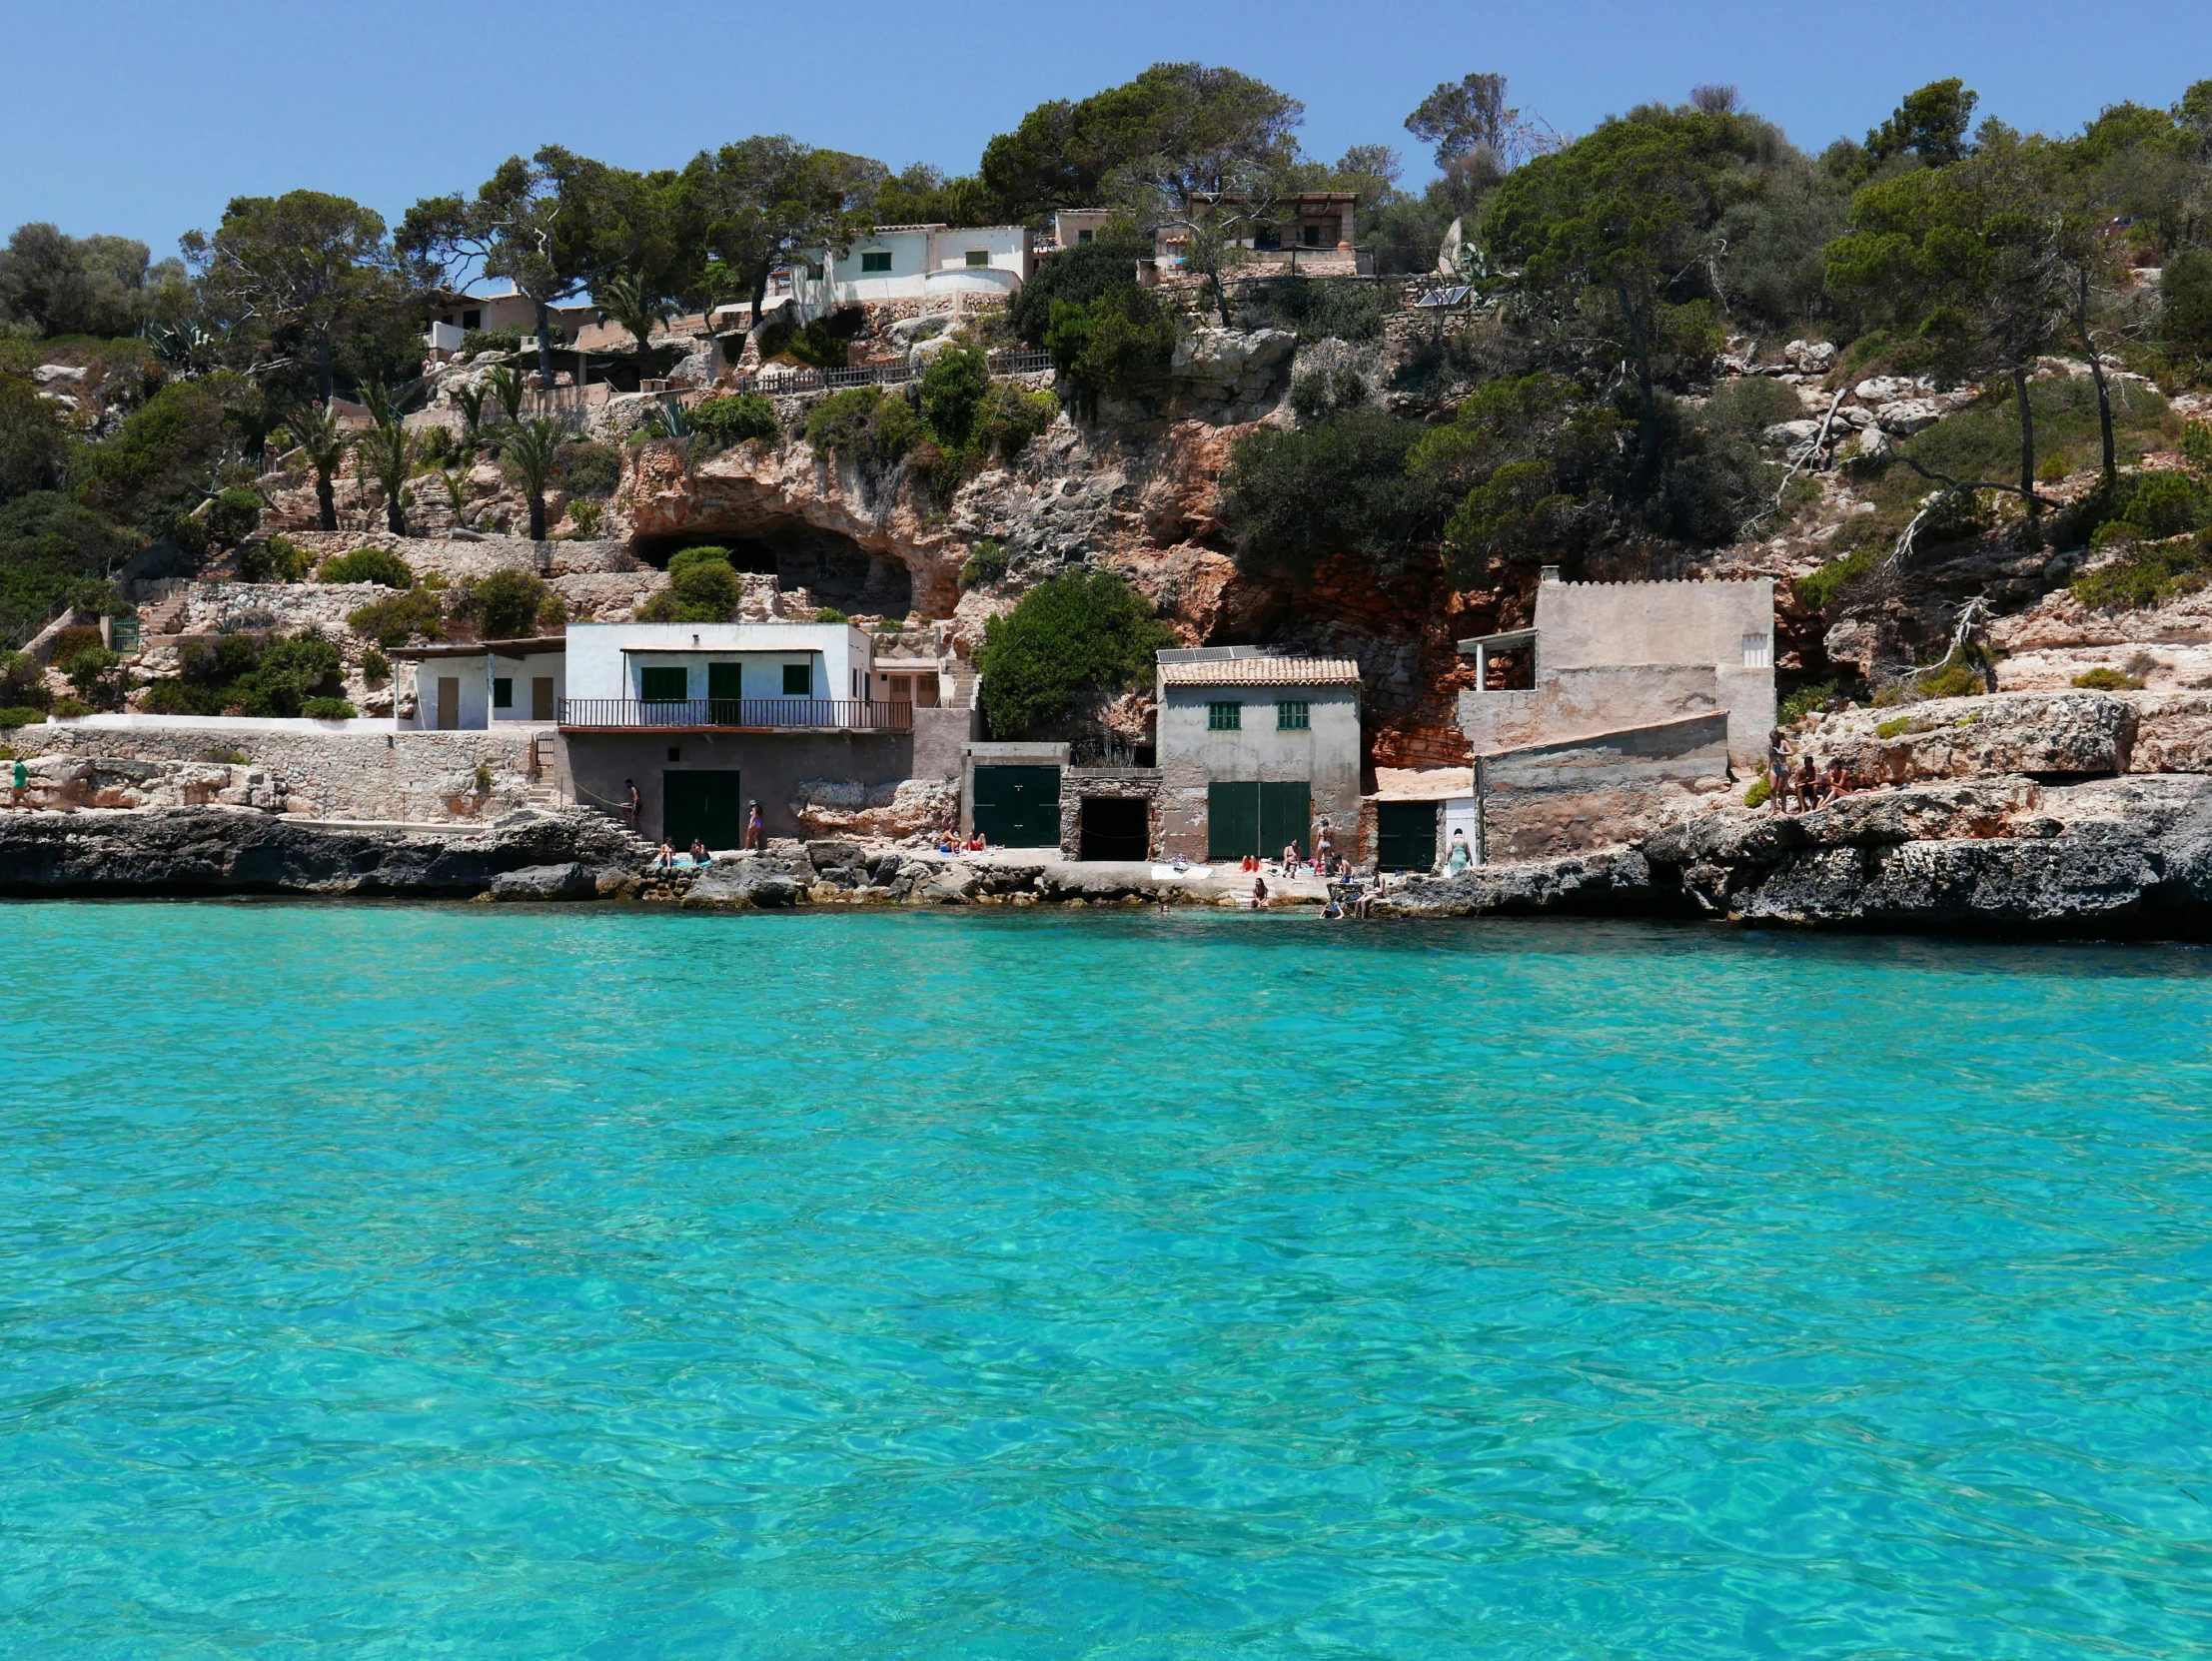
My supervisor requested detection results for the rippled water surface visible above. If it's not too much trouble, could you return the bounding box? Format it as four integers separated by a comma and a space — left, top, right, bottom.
4, 904, 2212, 1658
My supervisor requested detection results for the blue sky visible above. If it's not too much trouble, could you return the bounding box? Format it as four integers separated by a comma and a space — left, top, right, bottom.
6, 0, 2208, 256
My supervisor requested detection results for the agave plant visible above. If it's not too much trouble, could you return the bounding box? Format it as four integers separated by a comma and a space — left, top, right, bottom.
500, 417, 565, 540
280, 403, 347, 531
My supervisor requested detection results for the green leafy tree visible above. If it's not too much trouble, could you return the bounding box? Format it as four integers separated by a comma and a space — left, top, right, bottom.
680, 137, 885, 329
0, 223, 156, 338
974, 570, 1174, 738
0, 358, 72, 500
0, 492, 130, 645
917, 343, 992, 450
77, 372, 254, 533
1482, 108, 1765, 490
1405, 72, 1540, 171
1044, 288, 1177, 415
1007, 229, 1150, 346
1866, 79, 1980, 169
473, 568, 558, 638
500, 417, 564, 539
638, 550, 742, 622
181, 191, 400, 401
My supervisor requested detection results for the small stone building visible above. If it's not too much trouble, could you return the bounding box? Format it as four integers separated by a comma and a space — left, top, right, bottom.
1155, 649, 1363, 863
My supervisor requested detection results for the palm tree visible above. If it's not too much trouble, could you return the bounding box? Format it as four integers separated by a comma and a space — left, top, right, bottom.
281, 403, 347, 531
484, 364, 525, 427
502, 417, 565, 540
596, 270, 676, 388
354, 382, 417, 536
454, 383, 489, 448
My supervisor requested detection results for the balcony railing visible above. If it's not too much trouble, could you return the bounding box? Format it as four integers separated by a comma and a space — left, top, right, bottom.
557, 697, 913, 732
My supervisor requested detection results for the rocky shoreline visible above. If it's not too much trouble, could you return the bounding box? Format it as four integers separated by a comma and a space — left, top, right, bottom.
5, 779, 2211, 940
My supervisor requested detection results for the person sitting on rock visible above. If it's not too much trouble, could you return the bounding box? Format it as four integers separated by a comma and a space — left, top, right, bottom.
689, 836, 709, 865
1793, 754, 1820, 811
1821, 757, 1851, 805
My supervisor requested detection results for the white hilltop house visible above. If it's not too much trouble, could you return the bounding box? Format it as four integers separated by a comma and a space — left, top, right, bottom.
790, 225, 1032, 319
424, 285, 596, 356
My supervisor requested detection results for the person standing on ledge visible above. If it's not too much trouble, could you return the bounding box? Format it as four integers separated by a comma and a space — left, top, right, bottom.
1448, 827, 1473, 875
743, 801, 763, 851
9, 757, 25, 807
623, 779, 641, 830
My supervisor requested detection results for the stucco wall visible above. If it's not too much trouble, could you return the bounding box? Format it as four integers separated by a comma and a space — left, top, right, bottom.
557, 729, 914, 842
1156, 684, 1362, 861
1536, 577, 1774, 671
1480, 712, 1731, 862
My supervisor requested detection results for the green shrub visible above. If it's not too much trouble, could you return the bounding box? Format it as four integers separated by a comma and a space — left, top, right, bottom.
462, 328, 525, 357
361, 647, 390, 683
2113, 472, 2210, 540
2072, 538, 2212, 610
0, 704, 45, 728
814, 606, 848, 623
1875, 716, 1914, 739
1221, 410, 1447, 573
666, 546, 733, 579
1778, 680, 1841, 723
346, 585, 445, 646
688, 394, 779, 445
975, 569, 1175, 738
2072, 666, 2143, 690
1008, 233, 1151, 346
2162, 250, 2212, 372
49, 696, 91, 718
1915, 656, 1984, 699
1795, 546, 1877, 609
61, 645, 121, 703
1237, 278, 1386, 345
167, 512, 209, 560
207, 487, 262, 547
1698, 376, 1805, 437
1045, 288, 1176, 410
302, 696, 358, 719
237, 534, 310, 583
146, 630, 346, 718
637, 554, 742, 623
918, 344, 993, 450
0, 649, 49, 711
318, 547, 415, 588
566, 499, 604, 537
974, 383, 1059, 457
553, 439, 622, 498
959, 539, 1009, 589
1742, 776, 1771, 808
804, 386, 924, 469
474, 568, 557, 639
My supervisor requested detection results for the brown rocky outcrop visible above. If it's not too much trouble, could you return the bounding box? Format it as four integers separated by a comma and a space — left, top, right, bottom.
1797, 692, 2137, 784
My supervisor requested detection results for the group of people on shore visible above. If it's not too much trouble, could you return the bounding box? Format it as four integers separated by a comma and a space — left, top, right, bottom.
1764, 731, 1856, 814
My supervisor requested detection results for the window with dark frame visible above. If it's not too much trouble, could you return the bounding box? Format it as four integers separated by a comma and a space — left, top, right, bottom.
493, 678, 513, 709
1276, 699, 1309, 730
1207, 701, 1241, 731
638, 667, 686, 702
860, 251, 892, 273
782, 663, 811, 696
964, 249, 989, 268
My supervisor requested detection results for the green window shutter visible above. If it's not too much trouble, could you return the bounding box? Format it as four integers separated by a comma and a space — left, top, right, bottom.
781, 662, 811, 696
639, 666, 686, 701
1207, 781, 1260, 860
707, 662, 742, 700
1259, 781, 1310, 854
493, 678, 513, 709
1276, 699, 1309, 730
1207, 701, 1241, 731
861, 251, 892, 273
965, 249, 989, 268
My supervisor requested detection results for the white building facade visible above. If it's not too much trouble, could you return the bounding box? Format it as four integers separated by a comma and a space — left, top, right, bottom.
791, 225, 1032, 317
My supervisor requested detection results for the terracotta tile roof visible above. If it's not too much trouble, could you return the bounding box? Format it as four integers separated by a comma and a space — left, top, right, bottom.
1158, 657, 1361, 687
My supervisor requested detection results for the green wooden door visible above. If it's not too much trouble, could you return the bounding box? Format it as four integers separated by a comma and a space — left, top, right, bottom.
707, 662, 742, 723
1260, 781, 1311, 856
1207, 782, 1259, 860
972, 766, 1060, 846
1377, 800, 1439, 872
662, 769, 743, 850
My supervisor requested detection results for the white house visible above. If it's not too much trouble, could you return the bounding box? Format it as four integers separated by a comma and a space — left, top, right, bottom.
395, 637, 568, 731
561, 620, 878, 712
791, 225, 1032, 317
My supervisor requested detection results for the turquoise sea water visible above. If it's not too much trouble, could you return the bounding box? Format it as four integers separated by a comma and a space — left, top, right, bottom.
3, 905, 2211, 1659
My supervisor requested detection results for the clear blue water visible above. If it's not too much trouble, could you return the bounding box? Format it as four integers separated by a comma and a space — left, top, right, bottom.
4, 904, 2211, 1659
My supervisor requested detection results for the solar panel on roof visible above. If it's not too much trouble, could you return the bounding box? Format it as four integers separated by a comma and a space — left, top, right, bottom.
1413, 286, 1471, 309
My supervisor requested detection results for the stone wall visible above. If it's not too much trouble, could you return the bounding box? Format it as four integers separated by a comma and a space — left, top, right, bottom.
281, 532, 641, 580
1057, 769, 1165, 859
14, 720, 545, 822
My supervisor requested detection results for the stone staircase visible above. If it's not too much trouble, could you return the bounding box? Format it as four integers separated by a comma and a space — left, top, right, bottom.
945, 666, 979, 709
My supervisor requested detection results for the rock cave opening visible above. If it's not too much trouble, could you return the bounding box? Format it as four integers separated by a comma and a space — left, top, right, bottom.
633, 523, 913, 617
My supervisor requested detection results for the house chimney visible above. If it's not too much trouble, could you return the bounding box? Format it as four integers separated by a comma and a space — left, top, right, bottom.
1540, 564, 1562, 584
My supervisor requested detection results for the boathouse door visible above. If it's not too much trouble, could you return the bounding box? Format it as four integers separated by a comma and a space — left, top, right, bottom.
972, 765, 1060, 847
662, 769, 744, 850
436, 676, 460, 730
1376, 800, 1440, 872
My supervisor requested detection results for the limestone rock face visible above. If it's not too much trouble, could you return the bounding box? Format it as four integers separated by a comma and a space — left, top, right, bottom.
1167, 327, 1296, 413
489, 861, 598, 900
1374, 848, 1661, 918
1643, 775, 2212, 933
0, 807, 644, 898
1797, 693, 2137, 784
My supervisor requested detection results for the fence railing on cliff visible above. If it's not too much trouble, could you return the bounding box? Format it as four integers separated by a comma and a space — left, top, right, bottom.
557, 697, 914, 733
722, 348, 1055, 400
